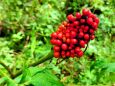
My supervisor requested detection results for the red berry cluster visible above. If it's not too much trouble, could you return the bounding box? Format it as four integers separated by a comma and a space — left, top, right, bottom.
50, 8, 99, 58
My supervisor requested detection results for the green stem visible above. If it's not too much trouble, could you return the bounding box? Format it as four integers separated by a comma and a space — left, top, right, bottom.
0, 61, 14, 78
12, 51, 53, 79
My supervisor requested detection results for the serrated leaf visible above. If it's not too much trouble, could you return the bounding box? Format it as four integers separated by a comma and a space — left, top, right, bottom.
30, 68, 63, 86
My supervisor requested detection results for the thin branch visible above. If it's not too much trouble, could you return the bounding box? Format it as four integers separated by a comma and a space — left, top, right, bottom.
0, 61, 14, 78
83, 43, 89, 53
12, 51, 53, 79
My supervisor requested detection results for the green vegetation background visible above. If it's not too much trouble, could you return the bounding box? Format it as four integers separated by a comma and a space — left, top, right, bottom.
0, 0, 115, 86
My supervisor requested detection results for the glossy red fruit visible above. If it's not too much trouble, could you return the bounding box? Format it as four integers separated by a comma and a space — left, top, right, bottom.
56, 40, 62, 46
61, 44, 68, 50
94, 17, 99, 24
85, 40, 89, 44
76, 12, 81, 19
87, 17, 93, 25
66, 51, 70, 57
75, 47, 81, 53
84, 34, 89, 40
65, 32, 70, 38
92, 22, 97, 29
61, 51, 66, 58
79, 28, 83, 32
89, 29, 94, 34
84, 26, 89, 32
81, 25, 85, 29
70, 31, 77, 38
67, 14, 76, 22
76, 26, 80, 29
50, 39, 57, 45
54, 52, 60, 58
90, 35, 95, 40
54, 46, 60, 51
88, 13, 95, 18
80, 19, 85, 23
78, 32, 84, 38
82, 8, 90, 16
66, 38, 71, 44
73, 21, 79, 26
79, 40, 85, 47
51, 32, 57, 38
68, 44, 74, 50
71, 49, 75, 53
71, 39, 78, 44
77, 50, 83, 57
57, 33, 63, 39
70, 53, 75, 58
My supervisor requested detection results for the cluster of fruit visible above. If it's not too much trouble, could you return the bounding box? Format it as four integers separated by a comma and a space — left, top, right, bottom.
50, 8, 99, 58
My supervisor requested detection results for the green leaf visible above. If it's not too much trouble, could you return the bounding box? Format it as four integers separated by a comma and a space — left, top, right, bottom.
6, 79, 17, 86
0, 77, 6, 84
19, 68, 31, 84
106, 63, 115, 72
30, 68, 63, 86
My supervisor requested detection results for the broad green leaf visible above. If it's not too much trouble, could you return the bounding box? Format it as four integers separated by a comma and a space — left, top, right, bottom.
30, 68, 63, 86
106, 63, 115, 72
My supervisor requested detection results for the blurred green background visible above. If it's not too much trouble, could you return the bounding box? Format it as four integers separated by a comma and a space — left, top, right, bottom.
0, 0, 115, 86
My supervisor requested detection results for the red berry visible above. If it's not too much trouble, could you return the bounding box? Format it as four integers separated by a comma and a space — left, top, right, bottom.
75, 47, 81, 53
77, 50, 83, 57
84, 26, 89, 32
61, 51, 66, 58
73, 21, 79, 26
70, 31, 77, 38
65, 32, 70, 38
76, 12, 81, 19
54, 46, 60, 51
87, 17, 93, 25
81, 25, 85, 29
80, 19, 85, 23
84, 34, 89, 40
66, 51, 70, 57
82, 8, 90, 16
66, 38, 71, 44
79, 40, 85, 48
71, 49, 75, 54
85, 40, 89, 44
90, 35, 95, 40
71, 39, 78, 44
89, 29, 94, 34
68, 44, 74, 50
78, 32, 84, 38
67, 14, 76, 22
57, 33, 63, 39
62, 36, 66, 42
76, 26, 80, 29
70, 53, 75, 58
56, 40, 62, 46
50, 39, 57, 45
88, 13, 95, 18
79, 28, 83, 32
61, 44, 68, 50
51, 32, 57, 38
66, 29, 70, 33
92, 22, 97, 29
94, 17, 99, 24
54, 52, 60, 58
